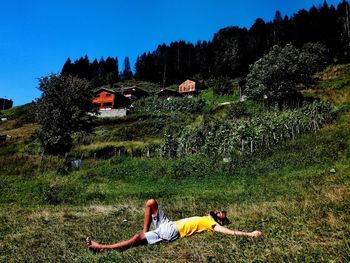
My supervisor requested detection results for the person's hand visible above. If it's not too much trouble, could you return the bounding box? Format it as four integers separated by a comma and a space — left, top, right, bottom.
250, 231, 263, 238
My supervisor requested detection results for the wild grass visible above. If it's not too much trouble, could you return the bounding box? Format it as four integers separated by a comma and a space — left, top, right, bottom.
1, 65, 350, 262
0, 123, 37, 139
71, 139, 162, 158
200, 88, 240, 106
303, 63, 350, 105
1, 110, 349, 262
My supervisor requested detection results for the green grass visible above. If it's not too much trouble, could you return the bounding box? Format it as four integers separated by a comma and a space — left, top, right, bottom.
0, 103, 33, 118
200, 88, 240, 106
1, 110, 349, 262
1, 65, 350, 262
303, 64, 350, 105
110, 80, 161, 93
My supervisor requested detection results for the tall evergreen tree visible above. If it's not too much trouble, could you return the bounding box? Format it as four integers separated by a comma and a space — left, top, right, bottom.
61, 58, 73, 76
121, 56, 133, 80
105, 57, 119, 84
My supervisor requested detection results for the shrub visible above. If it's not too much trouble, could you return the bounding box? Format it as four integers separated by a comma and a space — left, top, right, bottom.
35, 74, 96, 155
131, 97, 206, 114
212, 76, 234, 96
161, 101, 335, 158
228, 102, 251, 120
40, 182, 82, 205
245, 43, 328, 102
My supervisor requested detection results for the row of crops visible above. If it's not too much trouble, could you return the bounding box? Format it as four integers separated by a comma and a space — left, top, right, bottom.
131, 97, 206, 113
160, 101, 335, 158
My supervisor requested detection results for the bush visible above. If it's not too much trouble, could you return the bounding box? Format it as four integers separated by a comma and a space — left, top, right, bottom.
131, 97, 206, 114
40, 182, 82, 205
161, 101, 335, 158
228, 102, 251, 120
245, 43, 328, 102
212, 76, 234, 96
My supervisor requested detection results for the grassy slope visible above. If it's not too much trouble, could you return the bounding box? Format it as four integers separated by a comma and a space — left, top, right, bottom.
0, 65, 350, 262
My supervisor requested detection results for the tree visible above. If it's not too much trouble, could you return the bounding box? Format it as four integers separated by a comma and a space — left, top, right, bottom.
298, 42, 328, 84
212, 27, 250, 77
245, 44, 300, 102
105, 57, 120, 84
61, 58, 73, 76
35, 74, 96, 155
212, 76, 234, 96
121, 56, 133, 80
245, 43, 328, 103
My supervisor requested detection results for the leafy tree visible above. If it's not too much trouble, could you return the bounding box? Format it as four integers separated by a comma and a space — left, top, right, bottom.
298, 42, 329, 84
244, 43, 327, 102
245, 44, 300, 101
35, 74, 95, 155
212, 76, 234, 96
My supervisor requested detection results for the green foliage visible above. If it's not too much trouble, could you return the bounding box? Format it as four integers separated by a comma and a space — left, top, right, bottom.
315, 64, 350, 90
227, 102, 251, 120
298, 42, 329, 84
0, 64, 349, 262
0, 113, 349, 261
199, 88, 239, 108
40, 181, 82, 205
212, 76, 234, 96
245, 43, 328, 101
111, 80, 161, 93
131, 96, 206, 114
245, 44, 299, 101
35, 74, 96, 155
212, 26, 250, 76
161, 101, 335, 158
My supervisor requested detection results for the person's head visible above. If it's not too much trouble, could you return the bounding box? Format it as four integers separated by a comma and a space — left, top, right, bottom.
209, 210, 230, 226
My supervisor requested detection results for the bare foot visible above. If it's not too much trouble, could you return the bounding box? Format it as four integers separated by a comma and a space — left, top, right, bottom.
86, 237, 104, 252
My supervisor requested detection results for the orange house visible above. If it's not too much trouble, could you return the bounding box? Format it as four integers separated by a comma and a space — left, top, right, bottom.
178, 79, 203, 96
93, 88, 129, 109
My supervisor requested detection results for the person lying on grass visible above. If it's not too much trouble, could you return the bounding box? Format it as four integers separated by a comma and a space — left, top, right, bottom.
86, 199, 263, 251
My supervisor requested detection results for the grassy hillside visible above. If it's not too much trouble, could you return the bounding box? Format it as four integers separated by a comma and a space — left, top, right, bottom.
0, 64, 349, 262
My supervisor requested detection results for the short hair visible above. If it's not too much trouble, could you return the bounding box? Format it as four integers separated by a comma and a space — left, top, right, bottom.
209, 211, 231, 226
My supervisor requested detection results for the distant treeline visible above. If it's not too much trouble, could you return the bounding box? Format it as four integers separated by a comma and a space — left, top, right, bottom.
61, 0, 350, 87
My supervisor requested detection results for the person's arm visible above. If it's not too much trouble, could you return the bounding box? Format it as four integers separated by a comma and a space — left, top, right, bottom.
213, 225, 263, 238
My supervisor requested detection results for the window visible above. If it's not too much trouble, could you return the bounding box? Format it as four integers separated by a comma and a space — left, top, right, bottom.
103, 102, 112, 107
105, 93, 111, 97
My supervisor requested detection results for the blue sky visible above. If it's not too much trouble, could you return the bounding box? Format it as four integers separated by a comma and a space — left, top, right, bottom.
0, 0, 342, 106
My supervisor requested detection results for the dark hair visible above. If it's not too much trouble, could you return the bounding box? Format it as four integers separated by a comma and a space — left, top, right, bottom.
209, 211, 230, 226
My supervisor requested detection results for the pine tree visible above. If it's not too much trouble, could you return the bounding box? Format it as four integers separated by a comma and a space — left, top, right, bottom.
121, 56, 133, 80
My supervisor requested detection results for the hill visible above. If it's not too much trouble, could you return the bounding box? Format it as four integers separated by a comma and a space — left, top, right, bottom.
0, 64, 349, 262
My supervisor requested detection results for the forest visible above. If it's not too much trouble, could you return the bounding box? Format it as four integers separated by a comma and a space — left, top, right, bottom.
61, 1, 350, 87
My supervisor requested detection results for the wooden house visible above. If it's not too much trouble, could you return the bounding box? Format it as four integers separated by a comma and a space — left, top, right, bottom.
178, 79, 204, 96
156, 89, 183, 100
121, 86, 149, 101
93, 88, 130, 109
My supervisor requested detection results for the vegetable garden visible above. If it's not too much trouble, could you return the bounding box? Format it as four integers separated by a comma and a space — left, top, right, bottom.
161, 101, 335, 158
